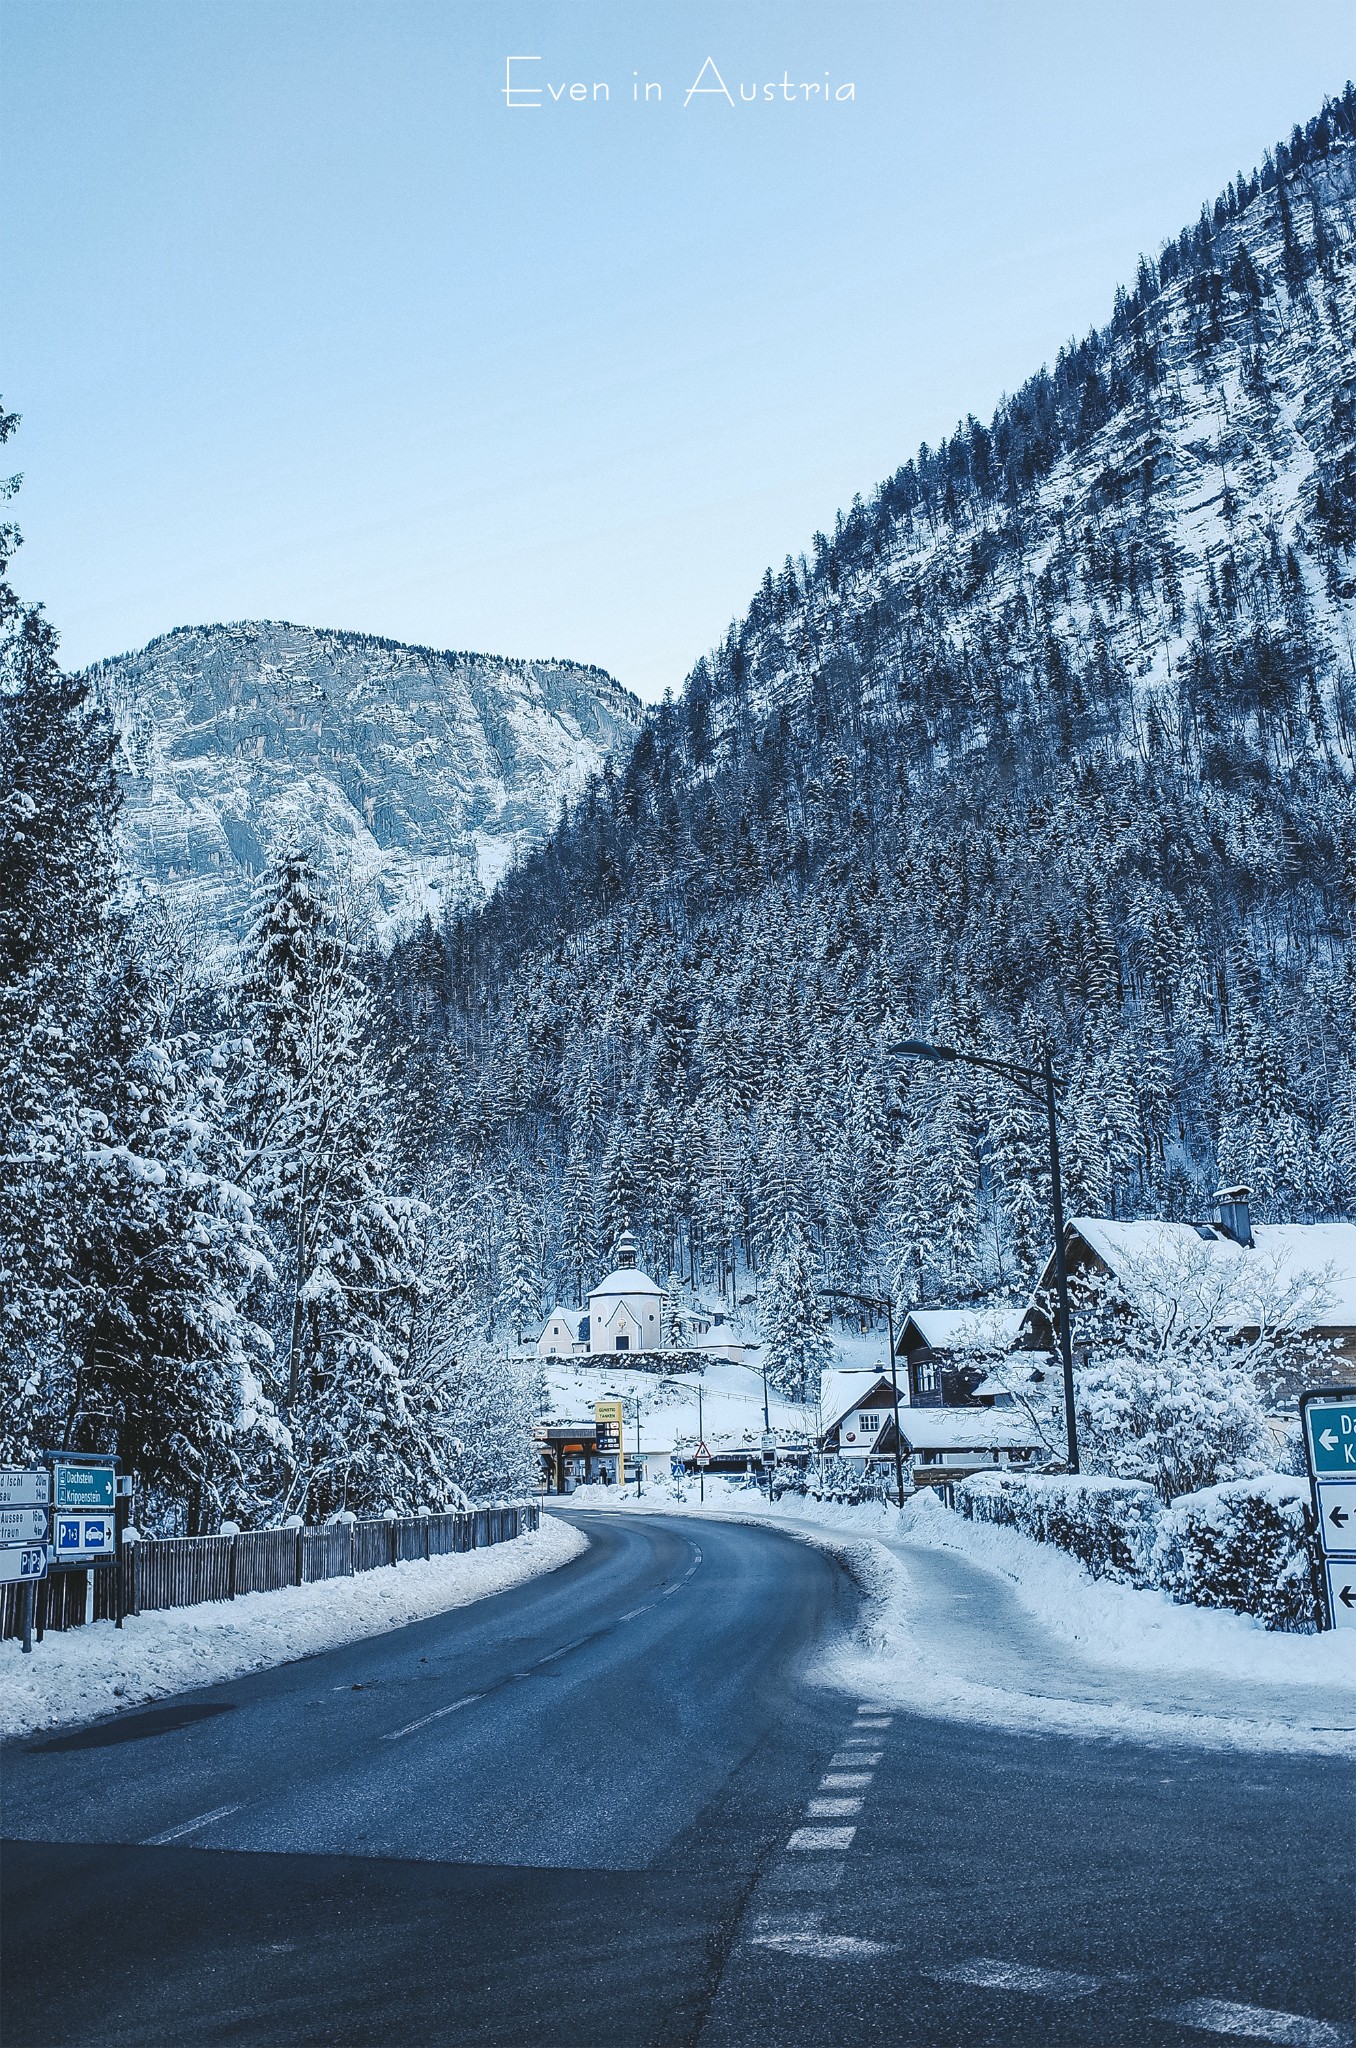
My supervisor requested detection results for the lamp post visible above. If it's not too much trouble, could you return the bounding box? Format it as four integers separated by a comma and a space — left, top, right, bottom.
821, 1288, 906, 1507
888, 1039, 1079, 1475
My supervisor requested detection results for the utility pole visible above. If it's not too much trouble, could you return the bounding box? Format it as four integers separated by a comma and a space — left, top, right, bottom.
698, 1384, 705, 1505
821, 1288, 906, 1507
889, 1039, 1079, 1474
634, 1400, 642, 1499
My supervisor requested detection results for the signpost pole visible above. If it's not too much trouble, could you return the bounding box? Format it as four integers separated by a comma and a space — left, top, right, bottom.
1299, 1387, 1356, 1631
699, 1387, 704, 1505
21, 1579, 34, 1654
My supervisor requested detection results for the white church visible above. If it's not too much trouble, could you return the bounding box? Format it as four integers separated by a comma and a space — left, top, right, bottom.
537, 1229, 664, 1358
537, 1230, 754, 1365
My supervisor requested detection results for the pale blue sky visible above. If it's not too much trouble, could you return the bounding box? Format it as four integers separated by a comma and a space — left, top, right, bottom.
3, 1, 1351, 697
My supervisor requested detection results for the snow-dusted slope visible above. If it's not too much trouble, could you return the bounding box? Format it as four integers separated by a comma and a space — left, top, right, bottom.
87, 621, 641, 945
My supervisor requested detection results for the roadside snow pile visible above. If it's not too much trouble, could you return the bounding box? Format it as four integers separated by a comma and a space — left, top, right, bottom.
1155, 1477, 1316, 1632
0, 1514, 587, 1741
957, 1472, 1158, 1584
956, 1471, 1319, 1630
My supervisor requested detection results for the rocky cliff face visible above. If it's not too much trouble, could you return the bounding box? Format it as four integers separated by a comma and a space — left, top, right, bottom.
87, 621, 640, 946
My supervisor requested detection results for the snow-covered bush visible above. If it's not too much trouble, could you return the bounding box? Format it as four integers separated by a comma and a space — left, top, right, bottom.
956, 1470, 1159, 1582
1152, 1476, 1319, 1633
1076, 1352, 1271, 1504
1064, 1235, 1335, 1502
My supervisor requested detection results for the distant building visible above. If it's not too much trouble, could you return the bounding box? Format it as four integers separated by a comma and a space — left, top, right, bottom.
894, 1306, 1025, 1407
537, 1230, 663, 1359
585, 1231, 664, 1354
817, 1368, 1045, 1485
537, 1232, 755, 1362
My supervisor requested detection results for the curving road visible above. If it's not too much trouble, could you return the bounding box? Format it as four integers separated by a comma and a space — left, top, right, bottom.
2, 1510, 1352, 2048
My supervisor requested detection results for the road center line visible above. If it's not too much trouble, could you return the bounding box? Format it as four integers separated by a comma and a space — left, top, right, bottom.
1166, 1997, 1353, 2047
925, 1958, 1103, 2000
820, 1772, 873, 1790
142, 1803, 242, 1846
382, 1693, 483, 1740
832, 1748, 881, 1765
807, 1797, 862, 1817
787, 1825, 858, 1851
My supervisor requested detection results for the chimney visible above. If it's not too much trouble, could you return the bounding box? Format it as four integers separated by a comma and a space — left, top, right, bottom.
1210, 1185, 1253, 1247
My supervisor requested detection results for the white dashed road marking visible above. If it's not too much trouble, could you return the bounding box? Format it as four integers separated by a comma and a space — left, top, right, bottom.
925, 1958, 1104, 2000
382, 1693, 483, 1740
142, 1803, 242, 1846
1166, 1998, 1353, 2047
786, 1826, 857, 1851
754, 1931, 890, 1958
806, 1797, 862, 1818
819, 1773, 873, 1790
830, 1749, 881, 1765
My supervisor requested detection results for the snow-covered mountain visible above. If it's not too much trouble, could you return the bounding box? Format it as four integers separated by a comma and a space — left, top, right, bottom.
86, 621, 641, 945
396, 93, 1356, 1315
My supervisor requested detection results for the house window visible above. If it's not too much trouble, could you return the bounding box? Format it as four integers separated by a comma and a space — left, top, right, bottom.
616, 1335, 629, 1351
858, 1412, 881, 1433
917, 1363, 938, 1394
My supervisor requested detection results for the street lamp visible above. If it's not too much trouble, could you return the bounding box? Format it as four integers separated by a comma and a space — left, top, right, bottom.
888, 1039, 1079, 1474
821, 1288, 906, 1507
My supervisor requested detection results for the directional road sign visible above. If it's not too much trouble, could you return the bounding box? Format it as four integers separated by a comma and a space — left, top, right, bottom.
0, 1507, 49, 1547
51, 1462, 116, 1512
0, 1469, 49, 1508
53, 1513, 114, 1560
1315, 1479, 1356, 1560
1304, 1398, 1356, 1475
0, 1545, 46, 1584
1325, 1559, 1356, 1629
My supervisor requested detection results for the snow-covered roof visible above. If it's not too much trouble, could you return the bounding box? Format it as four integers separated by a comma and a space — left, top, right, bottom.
819, 1369, 896, 1435
901, 1306, 1024, 1352
540, 1306, 582, 1336
590, 1266, 662, 1299
896, 1410, 1044, 1451
1063, 1218, 1356, 1329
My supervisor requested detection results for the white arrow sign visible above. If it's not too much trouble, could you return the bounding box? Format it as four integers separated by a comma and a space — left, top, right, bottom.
1316, 1480, 1356, 1558
1327, 1561, 1356, 1629
1320, 1427, 1340, 1452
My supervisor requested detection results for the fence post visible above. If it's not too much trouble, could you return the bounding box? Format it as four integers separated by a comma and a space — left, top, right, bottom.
284, 1513, 304, 1585
122, 1528, 140, 1618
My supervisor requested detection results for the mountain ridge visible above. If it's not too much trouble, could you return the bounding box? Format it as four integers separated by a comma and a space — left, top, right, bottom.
87, 617, 641, 949
383, 89, 1356, 1322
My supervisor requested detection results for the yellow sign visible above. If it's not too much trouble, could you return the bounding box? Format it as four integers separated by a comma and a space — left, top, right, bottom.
594, 1401, 624, 1459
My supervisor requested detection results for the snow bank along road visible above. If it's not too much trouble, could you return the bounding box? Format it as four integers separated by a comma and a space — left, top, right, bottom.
2, 1513, 1352, 2048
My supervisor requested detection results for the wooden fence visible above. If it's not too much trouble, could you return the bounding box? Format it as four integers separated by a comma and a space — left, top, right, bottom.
0, 1502, 539, 1641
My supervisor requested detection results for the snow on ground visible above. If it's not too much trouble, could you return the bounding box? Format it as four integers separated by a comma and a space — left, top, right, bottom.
571, 1481, 1356, 1754
542, 1355, 814, 1457
0, 1514, 587, 1742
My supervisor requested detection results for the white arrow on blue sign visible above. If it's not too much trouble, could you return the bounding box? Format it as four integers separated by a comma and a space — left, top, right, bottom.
54, 1513, 114, 1558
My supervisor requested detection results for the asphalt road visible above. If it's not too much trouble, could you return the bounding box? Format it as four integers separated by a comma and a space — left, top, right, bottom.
3, 1510, 1353, 2048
